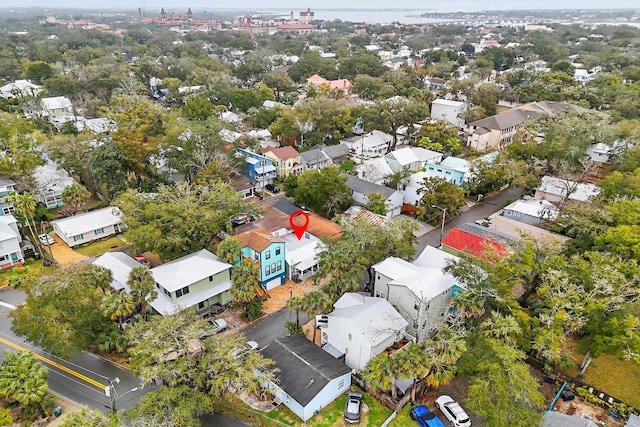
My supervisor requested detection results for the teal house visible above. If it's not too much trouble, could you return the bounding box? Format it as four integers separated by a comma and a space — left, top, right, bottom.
235, 228, 286, 291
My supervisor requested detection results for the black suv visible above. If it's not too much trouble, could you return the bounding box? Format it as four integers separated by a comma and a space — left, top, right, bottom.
265, 183, 280, 193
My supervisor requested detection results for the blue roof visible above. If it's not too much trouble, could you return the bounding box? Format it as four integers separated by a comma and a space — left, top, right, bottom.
440, 156, 469, 168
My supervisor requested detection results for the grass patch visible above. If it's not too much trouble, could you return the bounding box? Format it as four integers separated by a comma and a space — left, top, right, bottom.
389, 404, 414, 426
563, 339, 640, 408
0, 258, 55, 287
74, 236, 126, 257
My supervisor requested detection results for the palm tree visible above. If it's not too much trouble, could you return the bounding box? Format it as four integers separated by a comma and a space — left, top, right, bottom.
101, 290, 136, 331
302, 291, 332, 343
396, 344, 431, 402
481, 311, 521, 345
61, 183, 91, 212
86, 265, 113, 294
5, 191, 40, 256
362, 352, 401, 400
286, 296, 305, 327
0, 351, 52, 416
216, 238, 241, 265
128, 266, 157, 321
230, 259, 259, 303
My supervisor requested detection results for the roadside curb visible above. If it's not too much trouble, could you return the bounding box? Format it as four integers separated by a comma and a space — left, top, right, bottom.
84, 351, 131, 371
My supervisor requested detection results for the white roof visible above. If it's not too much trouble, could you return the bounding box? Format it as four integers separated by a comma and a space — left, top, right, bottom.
51, 207, 122, 237
410, 147, 442, 163
329, 293, 408, 347
503, 199, 559, 219
388, 147, 419, 166
342, 130, 392, 151
0, 221, 17, 241
247, 129, 272, 140
282, 232, 326, 272
41, 96, 72, 110
373, 256, 460, 300
537, 176, 601, 202
33, 161, 75, 196
262, 100, 286, 109
75, 118, 114, 133
219, 128, 242, 143
150, 279, 232, 316
92, 252, 141, 292
0, 214, 18, 227
220, 111, 242, 123
0, 80, 41, 95
413, 245, 460, 269
150, 249, 231, 292
357, 158, 393, 183
432, 98, 465, 108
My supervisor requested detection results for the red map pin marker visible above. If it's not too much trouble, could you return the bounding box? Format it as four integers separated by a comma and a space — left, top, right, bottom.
289, 210, 310, 240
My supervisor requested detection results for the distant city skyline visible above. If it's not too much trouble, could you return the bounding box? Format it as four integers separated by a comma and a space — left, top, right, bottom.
1, 0, 640, 11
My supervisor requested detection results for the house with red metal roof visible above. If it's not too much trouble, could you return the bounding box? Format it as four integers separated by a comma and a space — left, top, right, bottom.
441, 227, 509, 259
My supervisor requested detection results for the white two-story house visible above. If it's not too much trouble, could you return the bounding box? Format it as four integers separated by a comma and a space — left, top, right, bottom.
371, 246, 463, 342
319, 293, 408, 371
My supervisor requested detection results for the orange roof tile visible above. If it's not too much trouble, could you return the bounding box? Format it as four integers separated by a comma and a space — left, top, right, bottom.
262, 146, 300, 160
441, 228, 507, 259
234, 227, 283, 252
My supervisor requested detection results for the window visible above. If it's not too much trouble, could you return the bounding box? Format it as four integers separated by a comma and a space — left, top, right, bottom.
3, 206, 14, 215
414, 301, 420, 310
348, 333, 352, 341
266, 265, 271, 275
176, 286, 190, 297
72, 234, 85, 242
338, 379, 344, 389
198, 302, 205, 309
94, 228, 104, 236
265, 250, 271, 259
276, 261, 282, 271
209, 275, 213, 282
275, 247, 281, 255
271, 263, 276, 274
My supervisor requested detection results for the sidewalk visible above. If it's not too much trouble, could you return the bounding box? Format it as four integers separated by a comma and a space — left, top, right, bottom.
47, 394, 83, 426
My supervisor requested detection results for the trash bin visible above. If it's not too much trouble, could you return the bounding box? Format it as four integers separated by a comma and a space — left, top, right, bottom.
34, 252, 40, 260
53, 406, 62, 417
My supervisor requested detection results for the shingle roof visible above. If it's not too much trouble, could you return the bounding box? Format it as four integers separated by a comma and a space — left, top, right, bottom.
261, 335, 351, 407
458, 223, 519, 246
234, 227, 283, 252
470, 108, 541, 131
300, 147, 331, 166
262, 146, 300, 160
318, 143, 350, 160
441, 228, 508, 258
346, 175, 396, 199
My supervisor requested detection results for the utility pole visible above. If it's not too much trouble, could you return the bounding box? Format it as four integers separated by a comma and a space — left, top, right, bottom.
431, 204, 447, 248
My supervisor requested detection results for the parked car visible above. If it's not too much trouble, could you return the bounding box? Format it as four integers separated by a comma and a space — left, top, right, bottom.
231, 340, 259, 359
435, 395, 471, 427
133, 255, 151, 267
207, 318, 227, 333
410, 405, 446, 427
265, 183, 280, 193
38, 233, 54, 246
474, 218, 491, 227
344, 391, 363, 424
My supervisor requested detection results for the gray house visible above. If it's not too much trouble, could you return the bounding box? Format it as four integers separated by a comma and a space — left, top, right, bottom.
300, 146, 332, 171
345, 176, 403, 217
261, 335, 351, 422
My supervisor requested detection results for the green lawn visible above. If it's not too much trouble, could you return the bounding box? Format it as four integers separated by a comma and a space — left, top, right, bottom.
74, 236, 127, 257
566, 353, 640, 408
389, 405, 414, 426
0, 258, 55, 288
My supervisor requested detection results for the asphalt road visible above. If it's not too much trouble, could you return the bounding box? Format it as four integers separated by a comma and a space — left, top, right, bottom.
0, 286, 150, 414
242, 306, 309, 348
413, 187, 523, 257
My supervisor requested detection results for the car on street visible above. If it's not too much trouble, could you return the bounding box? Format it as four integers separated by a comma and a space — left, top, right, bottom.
410, 405, 446, 427
474, 218, 491, 227
435, 395, 471, 427
231, 340, 259, 359
133, 255, 151, 267
265, 183, 280, 193
344, 391, 363, 424
38, 233, 55, 246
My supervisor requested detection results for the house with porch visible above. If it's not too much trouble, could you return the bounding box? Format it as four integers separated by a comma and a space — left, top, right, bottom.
262, 146, 304, 178
236, 148, 277, 188
0, 80, 42, 99
234, 227, 286, 291
0, 215, 24, 270
502, 198, 559, 225
40, 96, 74, 124
341, 130, 392, 160
345, 176, 403, 217
149, 249, 233, 316
300, 146, 332, 171
231, 174, 257, 199
281, 231, 325, 281
33, 160, 75, 208
371, 246, 464, 342
319, 293, 409, 370
261, 335, 351, 422
0, 178, 16, 216
51, 207, 124, 247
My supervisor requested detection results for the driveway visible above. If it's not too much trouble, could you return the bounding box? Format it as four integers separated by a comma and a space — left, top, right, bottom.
47, 234, 89, 266
243, 307, 309, 348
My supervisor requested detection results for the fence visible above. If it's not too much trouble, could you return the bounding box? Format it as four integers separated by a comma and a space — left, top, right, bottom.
380, 411, 397, 427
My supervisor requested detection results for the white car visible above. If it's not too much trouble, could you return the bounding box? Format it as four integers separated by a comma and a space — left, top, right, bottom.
435, 395, 471, 427
231, 340, 259, 359
38, 233, 54, 246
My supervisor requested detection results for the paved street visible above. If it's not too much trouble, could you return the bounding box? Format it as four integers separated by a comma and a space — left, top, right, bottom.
0, 287, 150, 414
413, 187, 522, 257
242, 306, 309, 348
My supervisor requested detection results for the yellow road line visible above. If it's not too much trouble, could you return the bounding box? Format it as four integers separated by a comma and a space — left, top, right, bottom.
0, 337, 106, 390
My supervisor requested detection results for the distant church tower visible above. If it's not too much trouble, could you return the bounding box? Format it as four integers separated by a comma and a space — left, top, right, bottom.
160, 7, 167, 21
187, 7, 193, 21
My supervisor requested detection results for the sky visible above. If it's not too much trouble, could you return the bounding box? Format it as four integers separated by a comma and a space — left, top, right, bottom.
1, 0, 640, 10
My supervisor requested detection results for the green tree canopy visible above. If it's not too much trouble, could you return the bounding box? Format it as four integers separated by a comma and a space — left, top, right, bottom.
292, 167, 353, 217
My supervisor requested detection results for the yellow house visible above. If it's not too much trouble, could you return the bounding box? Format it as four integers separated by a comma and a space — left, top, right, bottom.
262, 146, 304, 178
